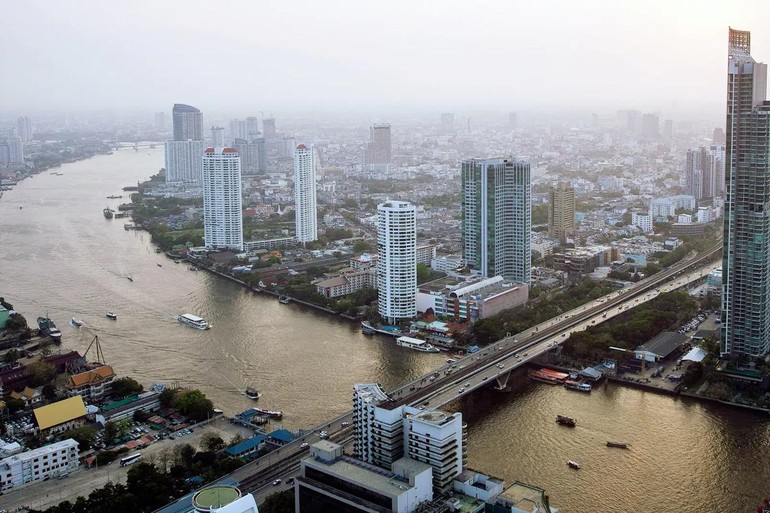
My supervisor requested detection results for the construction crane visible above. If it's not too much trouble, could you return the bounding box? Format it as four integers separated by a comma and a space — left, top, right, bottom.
83, 335, 107, 366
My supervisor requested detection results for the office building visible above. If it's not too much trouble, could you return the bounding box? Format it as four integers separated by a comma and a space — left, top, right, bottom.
154, 112, 166, 132
203, 147, 243, 251
172, 103, 203, 141
722, 28, 770, 357
246, 117, 259, 139
296, 441, 433, 513
0, 439, 79, 492
631, 212, 653, 233
461, 157, 531, 284
416, 275, 528, 322
211, 126, 225, 147
262, 117, 277, 139
294, 144, 318, 243
366, 123, 392, 168
233, 138, 260, 175
255, 137, 267, 173
686, 146, 724, 200
405, 410, 466, 491
548, 181, 576, 244
353, 383, 466, 492
377, 201, 417, 323
165, 140, 207, 182
229, 119, 248, 143
16, 116, 32, 143
641, 112, 659, 139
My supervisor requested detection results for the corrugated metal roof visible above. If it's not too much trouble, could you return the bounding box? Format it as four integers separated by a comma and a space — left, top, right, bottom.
33, 396, 87, 430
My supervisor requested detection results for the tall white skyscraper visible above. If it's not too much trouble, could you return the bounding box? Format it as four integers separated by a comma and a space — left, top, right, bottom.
172, 104, 203, 141
377, 200, 416, 324
293, 144, 318, 243
16, 116, 32, 143
202, 147, 243, 251
211, 126, 225, 147
462, 157, 531, 284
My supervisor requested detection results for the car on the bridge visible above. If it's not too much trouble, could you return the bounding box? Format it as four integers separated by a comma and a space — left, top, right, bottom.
286, 478, 295, 486
300, 442, 309, 449
272, 479, 282, 486
319, 431, 329, 439
465, 382, 470, 387
341, 421, 350, 427
482, 376, 488, 381
496, 363, 505, 369
458, 388, 465, 394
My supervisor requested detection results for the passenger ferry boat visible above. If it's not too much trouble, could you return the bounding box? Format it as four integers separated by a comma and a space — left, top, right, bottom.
396, 336, 440, 353
70, 317, 84, 327
564, 380, 592, 393
606, 441, 630, 449
178, 313, 211, 330
556, 415, 577, 427
106, 312, 118, 320
253, 407, 283, 419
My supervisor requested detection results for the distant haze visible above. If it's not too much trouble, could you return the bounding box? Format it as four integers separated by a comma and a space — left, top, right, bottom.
4, 0, 770, 117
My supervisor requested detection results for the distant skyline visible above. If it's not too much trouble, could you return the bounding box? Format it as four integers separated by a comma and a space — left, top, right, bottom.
4, 1, 770, 118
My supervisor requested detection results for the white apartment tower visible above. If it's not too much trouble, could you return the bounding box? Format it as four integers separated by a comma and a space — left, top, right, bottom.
294, 144, 318, 243
377, 201, 417, 324
203, 147, 243, 251
405, 410, 467, 492
352, 384, 403, 469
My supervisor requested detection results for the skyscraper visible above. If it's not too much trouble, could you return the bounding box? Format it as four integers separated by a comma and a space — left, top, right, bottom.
294, 144, 318, 243
166, 104, 205, 183
202, 147, 243, 251
685, 146, 710, 200
172, 103, 203, 141
462, 157, 531, 284
262, 117, 276, 139
722, 28, 770, 358
377, 200, 416, 324
16, 116, 32, 143
211, 126, 225, 146
229, 119, 248, 143
549, 182, 576, 244
154, 112, 166, 132
233, 138, 259, 175
366, 123, 392, 169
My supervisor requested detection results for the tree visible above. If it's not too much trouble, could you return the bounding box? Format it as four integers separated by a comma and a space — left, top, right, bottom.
159, 387, 178, 407
200, 431, 226, 452
64, 425, 97, 451
27, 360, 56, 386
260, 490, 295, 513
111, 377, 144, 399
175, 389, 214, 422
126, 462, 176, 511
3, 349, 20, 364
42, 383, 57, 401
4, 397, 25, 413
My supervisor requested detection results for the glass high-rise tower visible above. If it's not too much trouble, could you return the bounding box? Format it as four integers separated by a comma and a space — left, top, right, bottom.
721, 28, 770, 358
461, 157, 531, 284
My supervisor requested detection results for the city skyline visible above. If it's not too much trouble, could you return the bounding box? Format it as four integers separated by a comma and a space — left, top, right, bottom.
4, 2, 770, 116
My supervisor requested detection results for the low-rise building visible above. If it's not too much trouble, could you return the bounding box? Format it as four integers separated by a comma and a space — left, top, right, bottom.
631, 212, 653, 233
33, 395, 87, 435
416, 275, 528, 322
315, 267, 377, 298
10, 386, 42, 408
552, 245, 616, 275
0, 439, 79, 492
416, 244, 438, 266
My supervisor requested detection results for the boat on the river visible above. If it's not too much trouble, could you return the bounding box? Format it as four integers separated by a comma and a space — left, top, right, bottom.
178, 313, 210, 330
103, 208, 114, 219
106, 312, 118, 320
607, 441, 630, 449
564, 380, 592, 393
556, 415, 576, 427
157, 263, 163, 267
278, 296, 291, 304
127, 275, 133, 282
396, 336, 440, 353
37, 316, 62, 341
245, 387, 261, 400
567, 460, 581, 469
70, 317, 84, 327
252, 407, 282, 419
106, 195, 123, 199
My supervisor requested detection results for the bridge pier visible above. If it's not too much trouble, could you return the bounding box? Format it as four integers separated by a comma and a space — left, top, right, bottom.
494, 371, 511, 390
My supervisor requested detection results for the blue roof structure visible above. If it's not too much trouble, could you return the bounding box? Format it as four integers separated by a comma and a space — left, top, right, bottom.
267, 429, 294, 443
226, 434, 265, 457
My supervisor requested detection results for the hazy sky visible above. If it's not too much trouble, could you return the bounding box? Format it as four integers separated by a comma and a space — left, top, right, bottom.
4, 0, 770, 117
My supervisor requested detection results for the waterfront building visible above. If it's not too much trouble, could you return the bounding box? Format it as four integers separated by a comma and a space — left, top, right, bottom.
377, 200, 417, 324
548, 181, 576, 244
366, 123, 392, 170
461, 157, 531, 284
296, 441, 433, 513
404, 409, 466, 491
315, 267, 377, 298
722, 28, 770, 358
165, 140, 207, 183
65, 365, 115, 401
173, 103, 203, 141
294, 144, 318, 243
203, 147, 243, 251
0, 439, 79, 492
16, 116, 32, 143
6, 136, 23, 164
416, 275, 528, 322
353, 383, 466, 491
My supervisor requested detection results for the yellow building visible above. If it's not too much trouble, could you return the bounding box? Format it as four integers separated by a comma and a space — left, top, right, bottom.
33, 396, 87, 435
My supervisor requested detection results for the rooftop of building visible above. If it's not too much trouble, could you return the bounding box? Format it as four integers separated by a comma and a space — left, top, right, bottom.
68, 365, 115, 387
34, 395, 87, 430
636, 331, 687, 359
407, 409, 456, 427
1, 438, 77, 464
173, 104, 200, 113
497, 481, 551, 513
354, 383, 389, 404
192, 485, 242, 511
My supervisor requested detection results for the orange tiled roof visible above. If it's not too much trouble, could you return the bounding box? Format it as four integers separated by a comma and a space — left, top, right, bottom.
68, 366, 115, 388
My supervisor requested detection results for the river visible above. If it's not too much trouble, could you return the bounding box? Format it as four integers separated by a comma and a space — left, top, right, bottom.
0, 148, 768, 512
